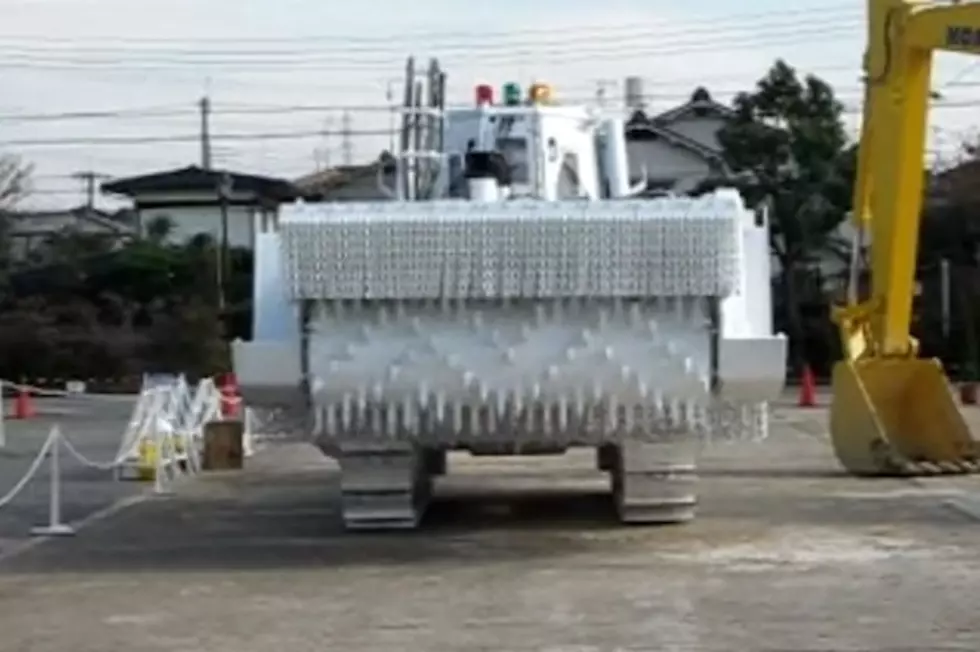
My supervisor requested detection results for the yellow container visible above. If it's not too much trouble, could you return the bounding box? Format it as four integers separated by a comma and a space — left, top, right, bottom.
136, 438, 158, 481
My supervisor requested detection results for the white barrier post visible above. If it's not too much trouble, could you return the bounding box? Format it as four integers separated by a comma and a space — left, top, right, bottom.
243, 407, 254, 457
153, 425, 172, 495
30, 426, 75, 537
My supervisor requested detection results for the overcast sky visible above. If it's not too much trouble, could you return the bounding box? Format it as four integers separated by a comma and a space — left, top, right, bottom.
1, 0, 979, 209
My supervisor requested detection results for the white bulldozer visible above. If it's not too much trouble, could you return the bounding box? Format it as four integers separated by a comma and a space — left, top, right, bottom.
232, 62, 787, 530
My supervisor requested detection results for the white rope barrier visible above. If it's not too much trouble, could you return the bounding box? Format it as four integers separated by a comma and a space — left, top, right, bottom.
0, 373, 248, 465
0, 419, 198, 539
0, 372, 261, 538
0, 396, 6, 450
0, 426, 58, 511
59, 434, 122, 472
30, 425, 74, 537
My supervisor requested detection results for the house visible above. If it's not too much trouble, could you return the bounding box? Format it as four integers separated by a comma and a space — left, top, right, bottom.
624, 86, 732, 194
101, 165, 303, 249
294, 154, 397, 201
927, 157, 980, 209
1, 205, 136, 263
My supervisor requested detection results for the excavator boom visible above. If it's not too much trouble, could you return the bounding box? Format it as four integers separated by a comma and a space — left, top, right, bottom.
831, 0, 980, 475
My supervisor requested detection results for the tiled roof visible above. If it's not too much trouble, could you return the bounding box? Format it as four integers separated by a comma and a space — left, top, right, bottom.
102, 165, 301, 200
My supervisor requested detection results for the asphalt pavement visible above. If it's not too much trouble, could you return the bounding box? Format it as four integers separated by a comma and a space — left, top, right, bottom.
0, 395, 147, 558
0, 398, 979, 650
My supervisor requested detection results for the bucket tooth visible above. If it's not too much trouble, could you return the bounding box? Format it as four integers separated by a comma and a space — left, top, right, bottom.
958, 460, 980, 473
830, 358, 980, 476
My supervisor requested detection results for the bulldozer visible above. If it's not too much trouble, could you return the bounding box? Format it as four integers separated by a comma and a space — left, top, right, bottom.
231, 60, 789, 530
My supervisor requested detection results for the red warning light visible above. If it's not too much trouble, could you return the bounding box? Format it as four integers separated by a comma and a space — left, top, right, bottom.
475, 84, 494, 105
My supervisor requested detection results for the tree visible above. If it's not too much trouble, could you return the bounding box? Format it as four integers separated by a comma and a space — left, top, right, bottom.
918, 144, 980, 374
145, 215, 175, 244
0, 155, 33, 295
141, 296, 229, 376
709, 60, 855, 370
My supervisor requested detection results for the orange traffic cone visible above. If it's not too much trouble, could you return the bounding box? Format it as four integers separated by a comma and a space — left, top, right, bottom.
798, 365, 817, 408
11, 387, 35, 419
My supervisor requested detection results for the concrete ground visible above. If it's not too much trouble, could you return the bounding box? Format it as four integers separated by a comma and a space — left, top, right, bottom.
1, 395, 980, 650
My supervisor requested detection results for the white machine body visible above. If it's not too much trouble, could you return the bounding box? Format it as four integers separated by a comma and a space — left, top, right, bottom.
232, 76, 787, 529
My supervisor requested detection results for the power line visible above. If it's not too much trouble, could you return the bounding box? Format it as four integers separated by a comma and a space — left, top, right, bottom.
6, 85, 980, 129
0, 21, 864, 72
0, 3, 858, 47
0, 63, 872, 124
0, 84, 870, 124
0, 64, 865, 119
0, 104, 193, 122
0, 128, 396, 148
0, 11, 862, 60
6, 96, 980, 150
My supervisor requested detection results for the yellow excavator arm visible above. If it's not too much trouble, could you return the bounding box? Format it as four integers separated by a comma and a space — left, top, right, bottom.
831, 0, 980, 475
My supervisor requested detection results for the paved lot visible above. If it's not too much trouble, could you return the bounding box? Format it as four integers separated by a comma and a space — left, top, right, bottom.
1, 397, 980, 650
0, 395, 146, 557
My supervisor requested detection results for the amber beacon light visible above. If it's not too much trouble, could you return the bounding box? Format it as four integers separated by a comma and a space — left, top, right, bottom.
528, 82, 552, 104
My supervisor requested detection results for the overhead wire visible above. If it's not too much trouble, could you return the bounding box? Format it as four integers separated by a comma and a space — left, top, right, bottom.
0, 8, 867, 77
0, 22, 864, 71
0, 2, 859, 47
0, 12, 863, 61
3, 5, 975, 191
0, 59, 877, 124
8, 97, 980, 150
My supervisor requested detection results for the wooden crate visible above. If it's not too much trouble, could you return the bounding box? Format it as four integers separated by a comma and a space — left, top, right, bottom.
202, 419, 244, 470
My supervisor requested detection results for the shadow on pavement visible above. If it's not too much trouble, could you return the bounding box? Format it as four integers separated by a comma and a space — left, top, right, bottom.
699, 467, 849, 479
0, 470, 636, 574
3, 451, 975, 575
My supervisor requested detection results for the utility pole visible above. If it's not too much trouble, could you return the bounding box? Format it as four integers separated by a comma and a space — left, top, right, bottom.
71, 170, 110, 210
386, 80, 396, 154
341, 111, 353, 165
215, 172, 232, 311
595, 79, 617, 108
199, 96, 212, 169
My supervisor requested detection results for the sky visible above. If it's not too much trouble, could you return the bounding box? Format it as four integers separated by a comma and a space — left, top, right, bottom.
2, 0, 980, 210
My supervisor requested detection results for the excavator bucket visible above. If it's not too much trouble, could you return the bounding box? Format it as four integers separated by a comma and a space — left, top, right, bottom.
830, 358, 980, 475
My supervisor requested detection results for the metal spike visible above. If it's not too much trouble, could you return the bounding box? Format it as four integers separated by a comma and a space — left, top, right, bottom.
386, 404, 397, 437
325, 403, 336, 435
452, 403, 462, 431
341, 394, 352, 429
435, 392, 446, 421
469, 405, 479, 436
